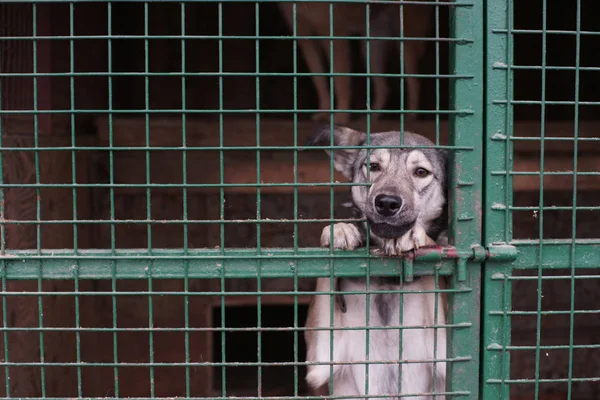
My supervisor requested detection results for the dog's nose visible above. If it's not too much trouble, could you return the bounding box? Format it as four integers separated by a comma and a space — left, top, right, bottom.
374, 195, 403, 216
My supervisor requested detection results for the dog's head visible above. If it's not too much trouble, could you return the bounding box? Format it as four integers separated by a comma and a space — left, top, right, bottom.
308, 125, 448, 244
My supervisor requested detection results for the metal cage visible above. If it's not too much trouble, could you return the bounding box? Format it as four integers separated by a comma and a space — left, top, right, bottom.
0, 0, 597, 399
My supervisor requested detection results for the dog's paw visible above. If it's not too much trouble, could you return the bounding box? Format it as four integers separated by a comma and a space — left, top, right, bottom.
306, 367, 329, 390
321, 223, 362, 250
379, 225, 436, 256
403, 224, 436, 252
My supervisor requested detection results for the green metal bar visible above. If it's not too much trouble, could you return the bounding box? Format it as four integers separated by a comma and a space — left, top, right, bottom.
364, 5, 375, 398
180, 3, 191, 396
0, 4, 9, 398
218, 2, 227, 397
32, 5, 47, 396
0, 71, 472, 77
567, 3, 582, 399
68, 5, 83, 394
0, 108, 471, 115
447, 0, 484, 399
291, 4, 300, 397
143, 3, 153, 257
498, 266, 511, 400
482, 265, 512, 400
106, 2, 120, 394
432, 266, 442, 396
0, 320, 468, 334
327, 6, 337, 395
0, 288, 467, 299
255, 2, 263, 396
143, 5, 155, 396
508, 241, 600, 267
0, 357, 470, 368
0, 265, 8, 398
0, 144, 476, 152
0, 244, 518, 261
0, 248, 457, 277
484, 0, 514, 246
482, 0, 514, 398
0, 0, 457, 4
147, 264, 156, 397
0, 70, 475, 78
399, 2, 405, 134
0, 396, 464, 400
434, 1, 441, 145
532, 4, 549, 396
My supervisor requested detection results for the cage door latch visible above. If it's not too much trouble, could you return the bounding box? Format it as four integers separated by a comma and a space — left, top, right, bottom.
455, 244, 518, 281
406, 243, 518, 282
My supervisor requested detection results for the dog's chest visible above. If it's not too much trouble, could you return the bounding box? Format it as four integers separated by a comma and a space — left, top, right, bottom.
339, 278, 403, 326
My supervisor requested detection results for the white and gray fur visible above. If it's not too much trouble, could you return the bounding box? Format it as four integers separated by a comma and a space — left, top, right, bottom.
304, 125, 448, 399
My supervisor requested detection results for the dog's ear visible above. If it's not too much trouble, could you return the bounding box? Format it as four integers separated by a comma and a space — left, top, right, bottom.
306, 125, 366, 179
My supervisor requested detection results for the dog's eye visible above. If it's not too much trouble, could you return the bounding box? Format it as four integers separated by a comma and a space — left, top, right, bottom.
369, 163, 381, 172
414, 167, 430, 178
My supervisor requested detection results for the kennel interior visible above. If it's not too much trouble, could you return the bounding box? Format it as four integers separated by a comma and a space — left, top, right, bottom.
0, 0, 599, 399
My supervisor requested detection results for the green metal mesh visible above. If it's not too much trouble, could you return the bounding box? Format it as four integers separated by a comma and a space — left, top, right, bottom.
5, 0, 597, 399
484, 1, 600, 399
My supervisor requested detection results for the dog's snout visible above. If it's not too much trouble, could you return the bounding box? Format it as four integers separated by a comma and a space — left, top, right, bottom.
374, 195, 403, 217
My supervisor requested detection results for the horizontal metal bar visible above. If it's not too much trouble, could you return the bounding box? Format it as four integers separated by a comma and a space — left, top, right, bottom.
0, 181, 477, 189
0, 358, 469, 368
0, 288, 468, 297
0, 323, 469, 333
0, 36, 468, 42
0, 248, 457, 280
0, 245, 511, 280
489, 343, 600, 351
0, 145, 474, 152
0, 396, 468, 400
0, 218, 372, 225
504, 274, 600, 280
492, 171, 600, 176
503, 65, 600, 72
488, 309, 600, 316
2, 0, 467, 6
0, 108, 474, 115
501, 241, 600, 269
510, 136, 600, 142
493, 28, 600, 36
486, 377, 600, 384
0, 71, 471, 78
494, 100, 600, 106
513, 238, 600, 245
510, 206, 600, 211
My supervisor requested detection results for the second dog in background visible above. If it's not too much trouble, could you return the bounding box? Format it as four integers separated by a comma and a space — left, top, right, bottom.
277, 2, 434, 124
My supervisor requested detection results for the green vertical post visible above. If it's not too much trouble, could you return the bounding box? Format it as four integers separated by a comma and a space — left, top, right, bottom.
447, 0, 484, 398
482, 1, 515, 399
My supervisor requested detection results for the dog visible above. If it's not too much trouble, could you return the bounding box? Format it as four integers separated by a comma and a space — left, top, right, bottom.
304, 125, 448, 399
277, 2, 434, 124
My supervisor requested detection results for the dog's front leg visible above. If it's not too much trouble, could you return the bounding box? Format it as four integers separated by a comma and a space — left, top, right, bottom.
305, 277, 344, 390
305, 222, 363, 392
